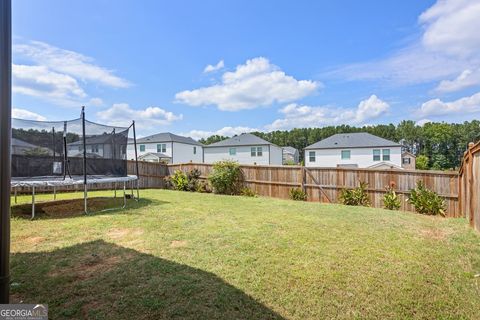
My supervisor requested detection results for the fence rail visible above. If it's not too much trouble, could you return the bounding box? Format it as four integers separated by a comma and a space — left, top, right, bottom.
459, 142, 480, 231
168, 163, 460, 217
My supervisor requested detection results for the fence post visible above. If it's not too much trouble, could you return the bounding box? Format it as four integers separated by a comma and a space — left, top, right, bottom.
300, 166, 306, 193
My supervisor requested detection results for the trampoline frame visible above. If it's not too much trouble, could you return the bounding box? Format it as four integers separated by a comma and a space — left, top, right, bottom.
10, 107, 141, 219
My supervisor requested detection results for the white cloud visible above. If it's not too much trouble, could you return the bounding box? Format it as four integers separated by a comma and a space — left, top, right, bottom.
434, 68, 480, 93
327, 0, 480, 90
203, 60, 224, 73
12, 108, 46, 121
176, 57, 319, 111
267, 95, 390, 130
12, 64, 87, 106
14, 40, 130, 88
419, 0, 480, 58
183, 126, 259, 140
415, 119, 432, 126
417, 91, 480, 117
96, 103, 183, 128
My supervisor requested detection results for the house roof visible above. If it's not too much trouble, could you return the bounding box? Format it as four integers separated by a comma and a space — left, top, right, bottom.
282, 146, 298, 154
138, 152, 171, 159
68, 134, 122, 146
206, 133, 277, 148
11, 137, 41, 148
402, 151, 416, 158
305, 133, 400, 150
135, 132, 202, 146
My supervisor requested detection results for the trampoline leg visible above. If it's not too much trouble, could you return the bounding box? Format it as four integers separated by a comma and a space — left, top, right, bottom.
130, 181, 134, 198
84, 184, 88, 215
123, 182, 126, 209
53, 187, 56, 200
31, 186, 35, 220
136, 180, 140, 201
14, 187, 17, 204
114, 182, 117, 198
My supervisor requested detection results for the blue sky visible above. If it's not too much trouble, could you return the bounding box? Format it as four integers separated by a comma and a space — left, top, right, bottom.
11, 0, 480, 138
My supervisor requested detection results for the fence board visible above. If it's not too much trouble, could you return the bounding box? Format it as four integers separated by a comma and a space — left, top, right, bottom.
459, 142, 480, 232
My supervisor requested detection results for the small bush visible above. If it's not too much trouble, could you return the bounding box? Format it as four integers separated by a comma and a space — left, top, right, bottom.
169, 170, 189, 191
195, 180, 210, 193
240, 187, 257, 197
339, 182, 370, 206
208, 160, 244, 195
407, 181, 446, 216
383, 186, 401, 210
187, 169, 201, 191
289, 188, 307, 201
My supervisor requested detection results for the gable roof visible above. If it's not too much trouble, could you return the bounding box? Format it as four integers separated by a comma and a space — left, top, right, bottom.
138, 152, 171, 159
282, 146, 298, 154
135, 132, 202, 146
305, 132, 400, 150
206, 133, 277, 148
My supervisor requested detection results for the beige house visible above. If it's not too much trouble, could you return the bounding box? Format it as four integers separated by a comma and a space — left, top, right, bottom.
401, 151, 416, 170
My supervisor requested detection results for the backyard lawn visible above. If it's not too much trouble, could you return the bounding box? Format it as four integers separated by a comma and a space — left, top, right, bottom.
9, 189, 480, 319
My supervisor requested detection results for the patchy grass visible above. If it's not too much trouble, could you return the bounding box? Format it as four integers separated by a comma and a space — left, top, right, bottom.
10, 189, 480, 319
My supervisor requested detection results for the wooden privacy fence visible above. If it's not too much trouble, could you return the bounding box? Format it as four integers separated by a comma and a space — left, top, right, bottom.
167, 162, 460, 217
459, 142, 480, 231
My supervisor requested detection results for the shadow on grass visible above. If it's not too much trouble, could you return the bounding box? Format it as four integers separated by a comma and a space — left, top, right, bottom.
11, 197, 167, 220
11, 240, 283, 320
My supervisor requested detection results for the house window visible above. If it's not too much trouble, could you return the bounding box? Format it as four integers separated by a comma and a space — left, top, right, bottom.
91, 145, 99, 153
341, 150, 351, 160
157, 143, 166, 153
251, 147, 256, 157
373, 149, 381, 161
309, 151, 315, 162
257, 147, 263, 156
193, 146, 197, 154
382, 149, 391, 161
229, 147, 236, 156
139, 145, 145, 152
403, 157, 411, 164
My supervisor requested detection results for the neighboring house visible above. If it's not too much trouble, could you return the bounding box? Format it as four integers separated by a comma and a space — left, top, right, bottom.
204, 133, 283, 165
67, 134, 127, 159
304, 132, 402, 168
11, 138, 52, 155
401, 151, 416, 170
127, 132, 203, 164
282, 146, 299, 164
138, 152, 171, 163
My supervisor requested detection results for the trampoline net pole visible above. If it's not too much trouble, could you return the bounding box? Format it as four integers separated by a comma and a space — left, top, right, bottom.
132, 121, 140, 200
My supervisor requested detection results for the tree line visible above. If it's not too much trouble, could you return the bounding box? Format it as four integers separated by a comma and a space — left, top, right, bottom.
199, 120, 480, 170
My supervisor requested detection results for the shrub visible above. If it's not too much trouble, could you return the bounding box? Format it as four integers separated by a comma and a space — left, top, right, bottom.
208, 160, 244, 195
169, 170, 189, 191
187, 169, 201, 191
407, 181, 446, 216
383, 185, 401, 210
240, 187, 257, 197
416, 155, 429, 170
339, 182, 370, 206
284, 160, 297, 166
289, 188, 307, 201
195, 180, 210, 193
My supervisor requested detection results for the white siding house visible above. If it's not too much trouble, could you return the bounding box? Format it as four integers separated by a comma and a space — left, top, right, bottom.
305, 133, 402, 169
127, 132, 203, 164
204, 133, 283, 165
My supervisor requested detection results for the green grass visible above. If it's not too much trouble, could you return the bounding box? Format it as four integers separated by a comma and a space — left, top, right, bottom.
10, 189, 480, 319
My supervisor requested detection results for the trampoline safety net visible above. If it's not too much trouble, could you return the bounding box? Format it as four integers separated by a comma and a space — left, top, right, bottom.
12, 114, 131, 180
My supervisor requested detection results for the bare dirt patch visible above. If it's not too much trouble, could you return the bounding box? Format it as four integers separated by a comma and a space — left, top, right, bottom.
170, 240, 188, 248
11, 197, 124, 219
107, 228, 144, 239
419, 228, 453, 240
25, 236, 45, 245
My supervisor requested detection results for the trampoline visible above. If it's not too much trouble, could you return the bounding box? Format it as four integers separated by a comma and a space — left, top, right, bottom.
11, 107, 140, 218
